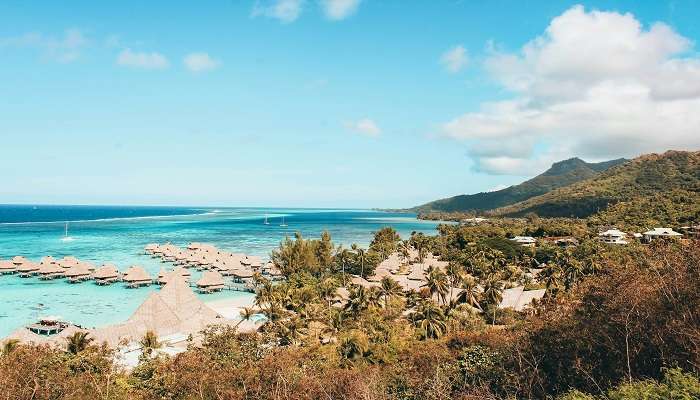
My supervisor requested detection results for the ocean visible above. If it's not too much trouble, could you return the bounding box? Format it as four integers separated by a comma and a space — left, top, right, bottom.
0, 205, 442, 337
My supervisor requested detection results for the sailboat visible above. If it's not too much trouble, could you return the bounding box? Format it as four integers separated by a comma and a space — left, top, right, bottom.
60, 222, 74, 242
279, 216, 288, 227
263, 214, 270, 225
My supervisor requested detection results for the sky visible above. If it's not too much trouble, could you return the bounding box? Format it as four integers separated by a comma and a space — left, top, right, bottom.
1, 1, 699, 208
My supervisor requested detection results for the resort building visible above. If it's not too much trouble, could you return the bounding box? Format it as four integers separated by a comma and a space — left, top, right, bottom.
499, 286, 546, 311
598, 229, 628, 245
123, 266, 152, 288
510, 236, 537, 247
17, 261, 40, 277
65, 264, 92, 283
642, 227, 683, 242
196, 271, 226, 293
0, 260, 17, 274
38, 262, 64, 280
94, 264, 120, 285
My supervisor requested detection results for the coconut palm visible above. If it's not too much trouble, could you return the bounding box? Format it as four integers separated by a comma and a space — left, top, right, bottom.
338, 330, 369, 362
335, 247, 352, 286
1, 339, 20, 356
457, 275, 482, 311
140, 330, 161, 355
412, 300, 447, 340
236, 307, 257, 328
279, 316, 304, 346
344, 285, 370, 317
66, 331, 93, 355
422, 266, 449, 305
319, 277, 338, 309
445, 262, 464, 303
482, 279, 504, 325
378, 276, 403, 307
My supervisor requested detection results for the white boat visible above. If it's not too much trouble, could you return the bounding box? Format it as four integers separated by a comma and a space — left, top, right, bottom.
280, 216, 288, 227
60, 222, 74, 242
264, 214, 270, 225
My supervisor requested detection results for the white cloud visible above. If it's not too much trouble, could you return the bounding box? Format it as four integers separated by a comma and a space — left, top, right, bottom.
0, 28, 88, 62
183, 52, 220, 72
442, 5, 700, 175
346, 118, 381, 137
440, 45, 469, 73
320, 0, 361, 20
117, 48, 169, 69
252, 0, 304, 23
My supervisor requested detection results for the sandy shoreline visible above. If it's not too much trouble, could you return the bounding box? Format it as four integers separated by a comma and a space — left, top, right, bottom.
204, 295, 256, 320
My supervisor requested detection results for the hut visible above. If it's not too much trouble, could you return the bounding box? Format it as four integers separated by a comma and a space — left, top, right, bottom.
65, 264, 92, 283
38, 262, 65, 280
40, 256, 56, 265
196, 271, 226, 293
58, 256, 79, 269
11, 256, 28, 266
144, 243, 159, 255
156, 268, 168, 285
89, 276, 225, 347
123, 266, 152, 288
94, 264, 119, 285
17, 261, 40, 277
0, 260, 16, 275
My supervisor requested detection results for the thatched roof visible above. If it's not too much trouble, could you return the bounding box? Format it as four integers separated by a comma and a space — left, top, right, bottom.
11, 256, 27, 265
90, 276, 223, 346
94, 264, 119, 279
17, 261, 39, 272
64, 264, 91, 277
123, 266, 151, 282
38, 262, 63, 275
0, 260, 16, 271
499, 286, 546, 311
197, 271, 225, 288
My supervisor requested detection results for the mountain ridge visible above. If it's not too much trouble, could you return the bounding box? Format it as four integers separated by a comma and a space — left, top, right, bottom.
412, 157, 627, 214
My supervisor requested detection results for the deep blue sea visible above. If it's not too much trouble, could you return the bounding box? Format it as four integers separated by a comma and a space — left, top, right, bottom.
0, 206, 441, 337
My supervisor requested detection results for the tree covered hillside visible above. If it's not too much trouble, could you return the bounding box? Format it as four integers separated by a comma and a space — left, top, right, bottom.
413, 158, 626, 213
492, 150, 700, 223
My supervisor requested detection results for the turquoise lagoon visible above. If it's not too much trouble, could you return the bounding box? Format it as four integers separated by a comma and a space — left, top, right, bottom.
0, 206, 442, 337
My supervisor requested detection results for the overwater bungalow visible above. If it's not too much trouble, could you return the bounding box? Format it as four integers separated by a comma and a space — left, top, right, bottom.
94, 264, 120, 285
12, 256, 28, 266
123, 266, 152, 288
58, 256, 79, 269
144, 243, 159, 255
17, 261, 40, 277
38, 262, 65, 280
65, 264, 92, 283
0, 260, 17, 275
196, 271, 225, 293
40, 255, 56, 265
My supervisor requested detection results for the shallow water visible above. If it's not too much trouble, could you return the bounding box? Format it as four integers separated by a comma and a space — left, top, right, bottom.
0, 207, 441, 337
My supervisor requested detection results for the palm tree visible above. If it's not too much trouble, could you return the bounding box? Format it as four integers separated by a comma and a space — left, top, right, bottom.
262, 300, 287, 323
352, 244, 368, 278
445, 262, 464, 304
378, 276, 403, 307
279, 316, 304, 346
1, 339, 20, 356
398, 241, 411, 264
66, 331, 93, 355
482, 279, 504, 325
236, 307, 257, 328
344, 285, 370, 317
422, 266, 449, 305
338, 331, 369, 362
335, 247, 352, 286
457, 275, 482, 311
412, 300, 447, 340
319, 277, 338, 310
140, 330, 161, 355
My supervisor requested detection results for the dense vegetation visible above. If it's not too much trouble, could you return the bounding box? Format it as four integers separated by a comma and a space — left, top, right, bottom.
412, 157, 625, 214
1, 218, 698, 399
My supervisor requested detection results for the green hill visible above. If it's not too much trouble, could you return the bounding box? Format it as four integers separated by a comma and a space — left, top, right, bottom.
412, 157, 626, 213
492, 150, 700, 225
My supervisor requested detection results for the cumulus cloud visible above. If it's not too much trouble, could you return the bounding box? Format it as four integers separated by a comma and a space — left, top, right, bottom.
183, 52, 220, 72
346, 118, 381, 137
117, 48, 169, 69
320, 0, 361, 20
443, 5, 700, 175
440, 45, 469, 73
0, 28, 88, 62
252, 0, 304, 23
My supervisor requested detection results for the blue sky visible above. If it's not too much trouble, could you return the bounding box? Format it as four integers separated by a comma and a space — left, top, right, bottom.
1, 1, 699, 208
